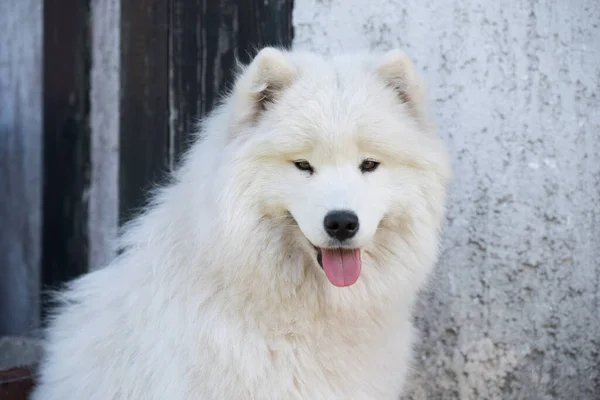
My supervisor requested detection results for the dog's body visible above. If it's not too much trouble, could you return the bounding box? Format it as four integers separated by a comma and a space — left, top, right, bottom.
31, 48, 450, 399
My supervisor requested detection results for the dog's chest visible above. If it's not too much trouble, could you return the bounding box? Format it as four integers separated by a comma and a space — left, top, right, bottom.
188, 294, 411, 398
248, 323, 407, 399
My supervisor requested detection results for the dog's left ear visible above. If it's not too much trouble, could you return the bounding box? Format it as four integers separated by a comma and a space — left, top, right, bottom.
232, 47, 296, 125
376, 50, 429, 126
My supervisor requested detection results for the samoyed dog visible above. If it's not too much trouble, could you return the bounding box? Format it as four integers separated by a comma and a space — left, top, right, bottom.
31, 48, 450, 399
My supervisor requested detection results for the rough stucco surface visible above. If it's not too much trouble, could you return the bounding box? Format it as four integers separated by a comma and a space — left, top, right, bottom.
294, 1, 600, 398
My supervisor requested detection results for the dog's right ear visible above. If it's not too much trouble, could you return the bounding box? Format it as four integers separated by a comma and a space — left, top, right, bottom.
376, 49, 430, 128
232, 47, 296, 125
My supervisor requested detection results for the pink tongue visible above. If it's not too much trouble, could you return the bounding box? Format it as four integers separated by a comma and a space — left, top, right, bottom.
320, 248, 362, 287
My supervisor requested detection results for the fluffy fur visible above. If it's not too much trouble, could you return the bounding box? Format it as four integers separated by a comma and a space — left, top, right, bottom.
31, 48, 450, 399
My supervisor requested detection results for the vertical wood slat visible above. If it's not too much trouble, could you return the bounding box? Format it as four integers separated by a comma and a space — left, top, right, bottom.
89, 0, 120, 271
119, 0, 170, 224
168, 0, 201, 164
236, 0, 294, 64
41, 0, 91, 291
0, 0, 43, 336
169, 0, 238, 162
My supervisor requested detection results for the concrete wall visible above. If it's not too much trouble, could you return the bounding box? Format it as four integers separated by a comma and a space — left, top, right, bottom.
294, 0, 600, 398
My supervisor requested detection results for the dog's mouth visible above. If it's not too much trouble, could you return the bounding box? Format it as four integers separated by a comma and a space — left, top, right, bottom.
312, 245, 362, 288
285, 211, 362, 288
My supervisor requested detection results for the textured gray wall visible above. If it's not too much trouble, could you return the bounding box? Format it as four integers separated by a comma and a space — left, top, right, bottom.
294, 0, 600, 398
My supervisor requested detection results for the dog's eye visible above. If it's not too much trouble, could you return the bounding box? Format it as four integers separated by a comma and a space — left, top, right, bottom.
359, 159, 380, 173
293, 160, 314, 174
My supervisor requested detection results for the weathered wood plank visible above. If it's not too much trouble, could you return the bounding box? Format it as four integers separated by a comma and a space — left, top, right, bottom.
169, 0, 203, 164
168, 0, 295, 162
119, 0, 170, 224
41, 0, 91, 290
168, 0, 237, 161
236, 0, 294, 63
89, 0, 120, 271
0, 1, 43, 336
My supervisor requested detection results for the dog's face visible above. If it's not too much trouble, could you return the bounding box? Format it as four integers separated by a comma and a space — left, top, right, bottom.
227, 49, 449, 287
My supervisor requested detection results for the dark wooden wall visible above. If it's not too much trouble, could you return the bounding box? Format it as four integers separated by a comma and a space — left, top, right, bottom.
0, 0, 293, 336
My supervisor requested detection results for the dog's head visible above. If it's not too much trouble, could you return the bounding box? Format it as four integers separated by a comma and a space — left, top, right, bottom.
220, 48, 449, 288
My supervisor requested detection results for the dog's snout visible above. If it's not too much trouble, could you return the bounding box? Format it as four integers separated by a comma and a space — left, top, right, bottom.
323, 210, 359, 241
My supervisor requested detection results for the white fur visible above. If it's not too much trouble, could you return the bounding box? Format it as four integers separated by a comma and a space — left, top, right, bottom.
31, 48, 451, 400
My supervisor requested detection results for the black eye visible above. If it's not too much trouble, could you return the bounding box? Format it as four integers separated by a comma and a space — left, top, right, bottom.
359, 159, 380, 173
293, 160, 314, 174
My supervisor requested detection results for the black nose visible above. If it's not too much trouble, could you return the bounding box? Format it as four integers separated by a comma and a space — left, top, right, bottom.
323, 210, 359, 241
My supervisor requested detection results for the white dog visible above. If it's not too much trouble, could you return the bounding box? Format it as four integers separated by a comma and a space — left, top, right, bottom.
31, 47, 450, 399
